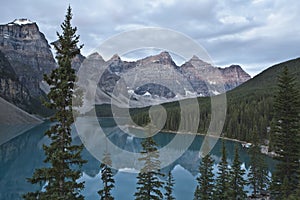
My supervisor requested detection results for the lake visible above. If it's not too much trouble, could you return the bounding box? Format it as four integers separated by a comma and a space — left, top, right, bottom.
0, 118, 275, 200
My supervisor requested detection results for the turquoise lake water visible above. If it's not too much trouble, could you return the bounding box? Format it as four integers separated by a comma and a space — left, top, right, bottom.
0, 118, 275, 200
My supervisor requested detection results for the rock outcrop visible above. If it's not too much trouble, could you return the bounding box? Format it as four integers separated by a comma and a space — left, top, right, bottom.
0, 50, 30, 110
0, 19, 56, 97
0, 19, 251, 114
80, 51, 251, 108
180, 55, 251, 95
220, 64, 251, 90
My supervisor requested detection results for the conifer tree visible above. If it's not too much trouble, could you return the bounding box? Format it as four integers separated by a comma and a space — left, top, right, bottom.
194, 153, 214, 200
229, 144, 247, 199
193, 186, 201, 200
165, 171, 175, 200
248, 127, 269, 198
134, 127, 164, 200
288, 180, 300, 200
98, 151, 115, 200
214, 140, 231, 199
23, 6, 86, 200
270, 67, 300, 199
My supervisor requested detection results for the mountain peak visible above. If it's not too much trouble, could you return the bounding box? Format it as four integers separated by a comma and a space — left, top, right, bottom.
188, 55, 209, 64
109, 54, 121, 61
226, 64, 248, 74
184, 55, 212, 69
158, 51, 172, 59
221, 64, 251, 80
88, 52, 104, 61
228, 64, 242, 69
9, 19, 35, 26
190, 55, 201, 61
139, 51, 175, 66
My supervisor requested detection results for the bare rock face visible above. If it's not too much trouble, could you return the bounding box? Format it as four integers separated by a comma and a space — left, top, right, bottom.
220, 65, 251, 90
98, 54, 136, 94
92, 51, 251, 107
179, 56, 251, 95
0, 19, 56, 97
0, 19, 251, 113
137, 51, 175, 66
0, 50, 30, 110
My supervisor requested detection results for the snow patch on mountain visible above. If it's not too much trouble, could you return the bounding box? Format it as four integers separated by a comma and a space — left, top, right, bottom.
12, 19, 34, 25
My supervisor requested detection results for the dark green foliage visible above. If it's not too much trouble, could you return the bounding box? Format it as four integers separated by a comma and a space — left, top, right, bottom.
98, 152, 115, 200
270, 67, 300, 199
23, 6, 86, 200
288, 182, 300, 200
248, 127, 270, 197
281, 176, 290, 199
194, 154, 214, 200
134, 127, 164, 200
129, 58, 300, 143
214, 141, 231, 199
130, 97, 211, 134
165, 171, 175, 200
229, 144, 247, 199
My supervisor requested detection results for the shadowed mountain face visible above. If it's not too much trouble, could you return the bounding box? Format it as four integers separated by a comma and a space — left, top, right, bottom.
0, 19, 85, 117
0, 19, 56, 97
0, 20, 57, 116
0, 50, 30, 109
0, 19, 250, 114
81, 51, 250, 107
100, 52, 250, 97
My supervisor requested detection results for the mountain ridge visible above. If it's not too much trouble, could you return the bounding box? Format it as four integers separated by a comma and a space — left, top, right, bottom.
94, 50, 250, 107
0, 19, 251, 117
127, 56, 300, 142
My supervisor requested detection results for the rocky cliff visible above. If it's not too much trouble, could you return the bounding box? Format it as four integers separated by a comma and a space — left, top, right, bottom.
220, 64, 251, 90
0, 19, 251, 114
81, 51, 251, 108
0, 19, 56, 97
180, 55, 251, 95
0, 50, 30, 110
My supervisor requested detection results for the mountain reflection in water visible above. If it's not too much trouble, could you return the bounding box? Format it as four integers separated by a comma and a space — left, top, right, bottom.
0, 118, 275, 200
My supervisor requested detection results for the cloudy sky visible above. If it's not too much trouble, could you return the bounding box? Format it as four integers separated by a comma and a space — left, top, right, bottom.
1, 0, 300, 76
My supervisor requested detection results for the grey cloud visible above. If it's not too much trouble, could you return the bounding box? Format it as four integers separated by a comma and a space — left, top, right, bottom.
0, 0, 299, 76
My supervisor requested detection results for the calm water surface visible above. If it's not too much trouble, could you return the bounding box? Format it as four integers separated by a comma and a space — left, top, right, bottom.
0, 118, 275, 200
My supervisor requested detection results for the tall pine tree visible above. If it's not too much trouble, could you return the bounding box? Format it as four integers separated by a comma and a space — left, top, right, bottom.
214, 140, 231, 199
194, 153, 214, 200
248, 127, 269, 198
288, 179, 300, 200
23, 6, 86, 200
229, 144, 247, 199
98, 151, 115, 200
270, 67, 300, 199
134, 127, 164, 200
165, 171, 175, 200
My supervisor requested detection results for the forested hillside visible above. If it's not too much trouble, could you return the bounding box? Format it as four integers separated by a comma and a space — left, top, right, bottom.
95, 57, 300, 143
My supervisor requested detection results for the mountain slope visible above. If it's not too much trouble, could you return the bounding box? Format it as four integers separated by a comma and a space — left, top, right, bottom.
87, 51, 250, 108
0, 19, 88, 117
129, 57, 300, 142
0, 19, 57, 117
223, 57, 300, 141
0, 97, 42, 124
229, 57, 300, 96
0, 19, 56, 97
0, 50, 30, 110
